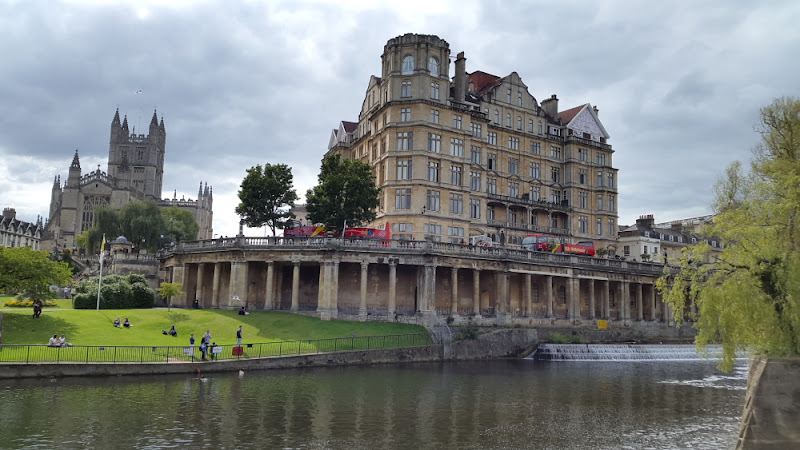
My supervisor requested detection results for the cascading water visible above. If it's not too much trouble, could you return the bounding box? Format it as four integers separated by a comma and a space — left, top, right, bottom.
530, 344, 745, 361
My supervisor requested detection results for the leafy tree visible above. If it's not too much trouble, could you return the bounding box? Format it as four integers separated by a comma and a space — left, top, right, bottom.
306, 154, 380, 229
157, 282, 185, 312
161, 206, 200, 245
235, 163, 299, 236
119, 200, 167, 252
658, 97, 800, 371
0, 247, 72, 299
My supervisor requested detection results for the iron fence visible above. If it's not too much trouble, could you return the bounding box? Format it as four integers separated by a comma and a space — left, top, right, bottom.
0, 333, 437, 364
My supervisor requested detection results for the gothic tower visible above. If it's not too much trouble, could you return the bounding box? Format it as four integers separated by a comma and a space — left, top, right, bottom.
107, 108, 166, 200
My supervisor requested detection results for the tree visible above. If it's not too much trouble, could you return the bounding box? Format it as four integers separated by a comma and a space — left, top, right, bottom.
161, 206, 200, 245
235, 163, 299, 236
119, 200, 167, 252
306, 154, 380, 229
657, 97, 800, 371
0, 247, 73, 299
157, 282, 185, 312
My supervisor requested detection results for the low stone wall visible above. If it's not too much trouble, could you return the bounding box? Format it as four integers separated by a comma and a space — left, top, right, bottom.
0, 328, 540, 379
448, 328, 537, 359
736, 356, 800, 448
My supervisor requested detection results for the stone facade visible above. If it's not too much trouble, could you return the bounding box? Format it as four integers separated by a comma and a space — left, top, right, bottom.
737, 356, 800, 448
42, 110, 213, 252
618, 214, 723, 263
160, 236, 685, 330
0, 207, 42, 249
327, 33, 618, 248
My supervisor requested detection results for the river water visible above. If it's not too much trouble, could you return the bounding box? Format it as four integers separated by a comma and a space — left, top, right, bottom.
0, 360, 747, 449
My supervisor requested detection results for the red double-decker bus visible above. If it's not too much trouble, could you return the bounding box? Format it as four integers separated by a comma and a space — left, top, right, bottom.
521, 234, 595, 256
284, 223, 391, 240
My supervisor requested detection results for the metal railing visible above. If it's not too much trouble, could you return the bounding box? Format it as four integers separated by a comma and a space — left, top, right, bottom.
0, 333, 437, 364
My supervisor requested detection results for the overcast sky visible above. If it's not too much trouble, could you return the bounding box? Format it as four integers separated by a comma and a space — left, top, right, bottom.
2, 0, 798, 237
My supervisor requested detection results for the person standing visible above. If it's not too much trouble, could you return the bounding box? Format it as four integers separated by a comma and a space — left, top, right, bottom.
236, 326, 243, 346
203, 330, 212, 345
189, 333, 195, 347
200, 340, 208, 361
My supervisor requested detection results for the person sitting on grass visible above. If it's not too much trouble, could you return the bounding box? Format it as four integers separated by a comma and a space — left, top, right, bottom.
59, 334, 74, 347
238, 306, 249, 316
113, 317, 121, 327
123, 318, 131, 328
48, 334, 59, 347
166, 325, 178, 337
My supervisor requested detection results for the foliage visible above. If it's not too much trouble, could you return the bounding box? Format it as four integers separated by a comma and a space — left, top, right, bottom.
235, 163, 299, 236
83, 201, 199, 252
547, 332, 569, 343
4, 299, 58, 307
0, 308, 427, 346
460, 319, 479, 340
658, 97, 800, 371
161, 206, 200, 244
0, 247, 72, 299
306, 154, 380, 229
596, 247, 609, 258
157, 282, 185, 311
73, 274, 154, 309
640, 253, 651, 261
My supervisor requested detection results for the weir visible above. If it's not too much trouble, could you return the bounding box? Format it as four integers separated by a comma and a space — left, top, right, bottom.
531, 344, 740, 361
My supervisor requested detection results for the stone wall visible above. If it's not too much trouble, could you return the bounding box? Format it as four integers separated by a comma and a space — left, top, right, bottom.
736, 356, 800, 448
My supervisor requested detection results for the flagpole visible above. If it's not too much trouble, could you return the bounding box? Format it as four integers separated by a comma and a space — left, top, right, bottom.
96, 233, 105, 311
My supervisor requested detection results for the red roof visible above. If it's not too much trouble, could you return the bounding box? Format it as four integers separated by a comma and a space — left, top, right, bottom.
468, 71, 502, 95
557, 104, 587, 125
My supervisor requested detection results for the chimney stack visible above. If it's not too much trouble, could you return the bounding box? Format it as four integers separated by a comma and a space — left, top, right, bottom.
541, 94, 559, 119
454, 51, 467, 104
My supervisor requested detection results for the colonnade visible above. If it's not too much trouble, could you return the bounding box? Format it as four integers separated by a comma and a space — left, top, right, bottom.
164, 250, 674, 326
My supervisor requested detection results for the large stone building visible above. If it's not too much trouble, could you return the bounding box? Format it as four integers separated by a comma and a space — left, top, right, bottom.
327, 33, 618, 248
42, 110, 213, 251
619, 214, 723, 264
0, 207, 43, 249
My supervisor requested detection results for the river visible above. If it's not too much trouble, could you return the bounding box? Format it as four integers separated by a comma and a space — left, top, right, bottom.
0, 360, 747, 449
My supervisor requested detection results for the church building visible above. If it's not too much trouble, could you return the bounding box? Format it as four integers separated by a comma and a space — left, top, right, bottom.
42, 109, 213, 251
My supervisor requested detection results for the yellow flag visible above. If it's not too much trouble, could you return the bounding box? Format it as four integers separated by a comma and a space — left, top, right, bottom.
101, 234, 106, 252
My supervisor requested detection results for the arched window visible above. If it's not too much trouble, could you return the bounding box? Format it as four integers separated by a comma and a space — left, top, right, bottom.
402, 56, 415, 75
429, 57, 439, 75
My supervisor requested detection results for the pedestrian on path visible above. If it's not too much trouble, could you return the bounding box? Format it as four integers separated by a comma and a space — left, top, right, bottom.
236, 326, 243, 346
203, 330, 212, 345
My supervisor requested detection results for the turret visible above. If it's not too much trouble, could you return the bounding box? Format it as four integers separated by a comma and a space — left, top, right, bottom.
67, 150, 81, 187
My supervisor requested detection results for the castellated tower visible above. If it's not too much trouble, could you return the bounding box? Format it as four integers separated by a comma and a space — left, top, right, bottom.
107, 108, 166, 200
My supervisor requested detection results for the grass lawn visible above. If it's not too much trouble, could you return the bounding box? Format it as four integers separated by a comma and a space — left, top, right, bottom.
0, 307, 426, 346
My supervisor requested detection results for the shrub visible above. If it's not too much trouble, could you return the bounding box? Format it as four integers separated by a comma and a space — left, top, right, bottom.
73, 274, 154, 309
548, 332, 569, 343
4, 299, 58, 308
460, 319, 479, 340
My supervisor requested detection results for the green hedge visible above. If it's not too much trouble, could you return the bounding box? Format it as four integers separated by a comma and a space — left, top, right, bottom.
73, 274, 154, 309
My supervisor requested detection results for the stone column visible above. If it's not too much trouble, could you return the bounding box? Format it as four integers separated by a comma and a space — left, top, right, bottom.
603, 280, 610, 319
545, 275, 553, 318
567, 276, 576, 320
472, 269, 480, 315
317, 262, 327, 314
649, 284, 657, 321
388, 261, 397, 321
636, 283, 644, 321
524, 274, 532, 317
195, 263, 205, 306
450, 267, 459, 315
620, 281, 630, 324
359, 262, 369, 319
229, 260, 248, 309
588, 279, 596, 319
211, 262, 220, 307
330, 261, 340, 318
265, 262, 274, 310
421, 265, 436, 312
173, 263, 186, 306
291, 261, 301, 312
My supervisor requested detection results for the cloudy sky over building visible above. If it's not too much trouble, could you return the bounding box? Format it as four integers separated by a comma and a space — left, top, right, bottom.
1, 0, 798, 237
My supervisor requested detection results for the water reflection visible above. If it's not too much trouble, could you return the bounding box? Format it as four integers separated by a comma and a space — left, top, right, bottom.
0, 360, 746, 449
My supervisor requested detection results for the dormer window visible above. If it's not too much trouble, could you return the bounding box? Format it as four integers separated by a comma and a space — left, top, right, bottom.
402, 56, 415, 75
428, 57, 439, 76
